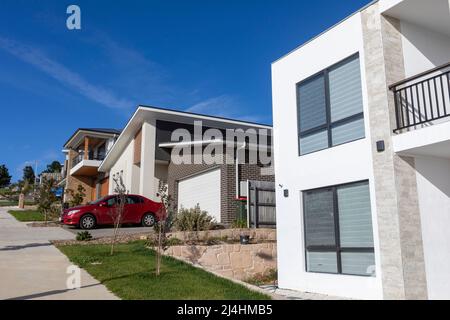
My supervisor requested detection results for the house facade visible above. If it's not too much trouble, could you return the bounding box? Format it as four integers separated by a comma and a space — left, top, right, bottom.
99, 106, 275, 226
272, 0, 450, 300
61, 128, 121, 204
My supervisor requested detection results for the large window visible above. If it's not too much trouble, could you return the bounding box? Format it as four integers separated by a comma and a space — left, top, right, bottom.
297, 54, 365, 155
303, 181, 375, 277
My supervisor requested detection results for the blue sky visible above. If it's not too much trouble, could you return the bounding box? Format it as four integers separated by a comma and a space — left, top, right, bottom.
0, 0, 370, 181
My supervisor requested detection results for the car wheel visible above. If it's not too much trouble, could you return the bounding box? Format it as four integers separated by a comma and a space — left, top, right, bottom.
142, 213, 156, 227
80, 214, 96, 230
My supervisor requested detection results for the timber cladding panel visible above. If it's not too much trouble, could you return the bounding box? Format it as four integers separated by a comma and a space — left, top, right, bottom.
167, 162, 274, 226
133, 128, 142, 165
100, 177, 109, 197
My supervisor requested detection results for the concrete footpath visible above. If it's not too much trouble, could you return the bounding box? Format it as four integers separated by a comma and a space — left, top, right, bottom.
0, 207, 118, 300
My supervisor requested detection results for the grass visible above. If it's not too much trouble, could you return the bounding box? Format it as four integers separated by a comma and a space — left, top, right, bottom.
8, 209, 45, 222
57, 241, 270, 300
0, 201, 18, 207
0, 200, 36, 207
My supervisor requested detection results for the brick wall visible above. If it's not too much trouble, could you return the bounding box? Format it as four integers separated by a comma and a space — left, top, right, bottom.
167, 162, 274, 226
65, 150, 96, 204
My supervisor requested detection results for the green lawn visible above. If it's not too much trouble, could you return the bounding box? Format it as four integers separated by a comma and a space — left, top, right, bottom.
0, 201, 18, 207
8, 210, 45, 222
58, 241, 270, 300
0, 201, 36, 207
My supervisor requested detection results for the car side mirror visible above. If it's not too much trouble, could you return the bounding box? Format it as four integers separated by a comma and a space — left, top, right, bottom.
99, 202, 107, 207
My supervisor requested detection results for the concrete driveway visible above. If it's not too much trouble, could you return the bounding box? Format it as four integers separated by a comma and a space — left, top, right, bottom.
0, 207, 118, 300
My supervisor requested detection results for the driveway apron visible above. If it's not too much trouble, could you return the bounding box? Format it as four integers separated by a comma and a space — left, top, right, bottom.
0, 208, 118, 300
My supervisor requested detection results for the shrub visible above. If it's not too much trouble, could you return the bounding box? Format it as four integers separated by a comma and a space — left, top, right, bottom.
146, 236, 183, 247
66, 184, 86, 207
166, 237, 183, 246
76, 231, 92, 241
175, 204, 214, 231
231, 218, 247, 229
245, 269, 278, 286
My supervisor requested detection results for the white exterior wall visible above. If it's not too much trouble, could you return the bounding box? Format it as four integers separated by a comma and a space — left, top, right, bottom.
400, 20, 450, 77
271, 13, 383, 299
106, 121, 160, 200
415, 156, 450, 299
109, 138, 135, 194
139, 121, 158, 201
154, 163, 168, 198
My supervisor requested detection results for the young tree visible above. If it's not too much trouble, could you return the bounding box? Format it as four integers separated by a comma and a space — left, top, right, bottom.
108, 174, 128, 256
153, 181, 172, 276
37, 178, 59, 224
23, 166, 35, 185
0, 164, 12, 188
65, 184, 86, 207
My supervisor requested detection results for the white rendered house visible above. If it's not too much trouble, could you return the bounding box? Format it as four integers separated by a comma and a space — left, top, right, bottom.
272, 0, 450, 300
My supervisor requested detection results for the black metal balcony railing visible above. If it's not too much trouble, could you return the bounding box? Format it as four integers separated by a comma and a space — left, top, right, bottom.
72, 152, 106, 167
390, 62, 450, 133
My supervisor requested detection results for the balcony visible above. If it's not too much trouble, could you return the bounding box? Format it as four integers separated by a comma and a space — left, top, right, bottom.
70, 151, 106, 176
390, 62, 450, 133
390, 63, 450, 159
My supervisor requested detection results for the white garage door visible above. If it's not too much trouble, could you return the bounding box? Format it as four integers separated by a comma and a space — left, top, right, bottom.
178, 169, 221, 222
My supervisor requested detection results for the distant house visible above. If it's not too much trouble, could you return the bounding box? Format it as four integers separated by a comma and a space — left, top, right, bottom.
98, 106, 275, 227
272, 0, 450, 299
61, 128, 121, 203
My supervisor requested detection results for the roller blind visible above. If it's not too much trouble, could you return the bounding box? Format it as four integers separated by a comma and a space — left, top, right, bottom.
329, 57, 363, 122
337, 181, 373, 248
298, 75, 327, 132
304, 188, 335, 247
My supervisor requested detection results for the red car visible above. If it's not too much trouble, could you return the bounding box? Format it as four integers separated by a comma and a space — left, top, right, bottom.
61, 194, 165, 229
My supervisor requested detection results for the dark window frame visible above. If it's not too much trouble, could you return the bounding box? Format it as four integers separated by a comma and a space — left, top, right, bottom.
296, 53, 365, 156
302, 180, 375, 277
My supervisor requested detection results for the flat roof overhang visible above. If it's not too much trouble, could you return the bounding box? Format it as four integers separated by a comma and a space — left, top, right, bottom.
382, 0, 450, 38
64, 130, 120, 150
70, 160, 102, 176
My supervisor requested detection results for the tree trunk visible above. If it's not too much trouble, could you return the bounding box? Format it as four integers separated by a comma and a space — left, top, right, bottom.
110, 219, 120, 255
156, 225, 162, 276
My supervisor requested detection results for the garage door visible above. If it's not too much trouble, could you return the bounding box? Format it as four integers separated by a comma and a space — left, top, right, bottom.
178, 169, 221, 222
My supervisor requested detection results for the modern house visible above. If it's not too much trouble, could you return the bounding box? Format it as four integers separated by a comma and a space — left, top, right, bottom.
272, 0, 450, 300
98, 105, 275, 226
61, 128, 121, 203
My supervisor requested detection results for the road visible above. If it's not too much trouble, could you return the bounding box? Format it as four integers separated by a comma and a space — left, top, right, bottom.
0, 207, 118, 300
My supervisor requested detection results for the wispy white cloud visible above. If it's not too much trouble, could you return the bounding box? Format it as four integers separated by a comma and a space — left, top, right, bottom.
82, 32, 177, 105
187, 95, 237, 115
0, 36, 133, 110
187, 95, 268, 124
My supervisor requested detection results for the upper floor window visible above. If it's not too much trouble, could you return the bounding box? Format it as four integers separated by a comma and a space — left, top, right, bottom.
297, 54, 365, 155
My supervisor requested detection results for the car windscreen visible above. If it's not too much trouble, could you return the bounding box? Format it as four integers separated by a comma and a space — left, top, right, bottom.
89, 196, 109, 205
